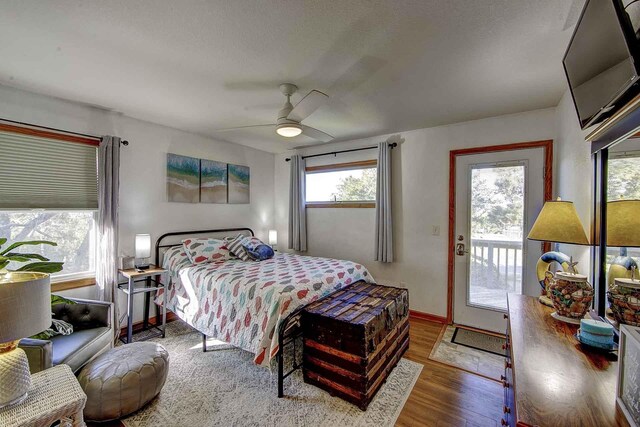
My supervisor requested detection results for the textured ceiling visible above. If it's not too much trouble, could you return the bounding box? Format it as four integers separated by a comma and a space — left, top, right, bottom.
0, 0, 581, 153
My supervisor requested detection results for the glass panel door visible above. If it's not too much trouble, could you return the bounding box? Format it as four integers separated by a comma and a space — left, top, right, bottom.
454, 147, 544, 333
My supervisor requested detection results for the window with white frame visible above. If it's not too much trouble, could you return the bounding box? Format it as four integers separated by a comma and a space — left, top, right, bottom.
0, 126, 99, 282
305, 160, 377, 207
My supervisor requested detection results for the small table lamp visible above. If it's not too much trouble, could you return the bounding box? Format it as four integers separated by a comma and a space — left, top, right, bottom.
606, 200, 640, 287
135, 233, 151, 270
0, 272, 51, 408
527, 198, 590, 306
268, 230, 278, 250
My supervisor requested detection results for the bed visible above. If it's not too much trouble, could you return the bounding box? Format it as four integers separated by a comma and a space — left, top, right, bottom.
154, 228, 374, 396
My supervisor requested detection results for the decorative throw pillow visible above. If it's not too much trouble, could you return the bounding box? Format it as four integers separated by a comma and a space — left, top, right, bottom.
182, 238, 232, 264
226, 234, 252, 261
30, 295, 76, 340
240, 237, 274, 261
31, 318, 74, 340
245, 243, 275, 261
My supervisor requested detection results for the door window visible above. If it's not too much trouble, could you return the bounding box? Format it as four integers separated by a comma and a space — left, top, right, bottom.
468, 164, 526, 311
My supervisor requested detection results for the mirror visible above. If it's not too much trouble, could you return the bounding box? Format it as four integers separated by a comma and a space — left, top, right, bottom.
599, 133, 640, 325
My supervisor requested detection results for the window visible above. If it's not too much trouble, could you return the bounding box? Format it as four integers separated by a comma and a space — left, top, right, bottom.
0, 211, 97, 282
305, 160, 377, 208
0, 124, 99, 284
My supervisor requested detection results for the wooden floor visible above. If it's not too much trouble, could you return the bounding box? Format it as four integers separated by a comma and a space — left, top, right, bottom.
89, 318, 503, 427
396, 318, 503, 426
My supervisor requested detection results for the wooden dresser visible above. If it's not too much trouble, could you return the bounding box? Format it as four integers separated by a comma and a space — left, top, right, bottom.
504, 294, 630, 427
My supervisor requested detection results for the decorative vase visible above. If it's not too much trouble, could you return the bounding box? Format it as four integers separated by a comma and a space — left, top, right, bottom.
548, 272, 594, 324
608, 278, 640, 326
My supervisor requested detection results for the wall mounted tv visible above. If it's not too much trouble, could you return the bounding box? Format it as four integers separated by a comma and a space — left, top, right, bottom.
564, 0, 640, 129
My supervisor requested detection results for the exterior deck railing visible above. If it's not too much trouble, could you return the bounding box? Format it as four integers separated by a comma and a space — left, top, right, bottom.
470, 238, 522, 292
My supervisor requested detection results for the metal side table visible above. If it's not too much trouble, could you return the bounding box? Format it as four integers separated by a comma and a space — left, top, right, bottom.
118, 265, 168, 344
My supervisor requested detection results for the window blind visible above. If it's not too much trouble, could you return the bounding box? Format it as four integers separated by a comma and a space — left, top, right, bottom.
0, 130, 98, 209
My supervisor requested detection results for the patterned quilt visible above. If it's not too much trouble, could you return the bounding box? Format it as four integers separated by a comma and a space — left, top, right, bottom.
156, 247, 373, 367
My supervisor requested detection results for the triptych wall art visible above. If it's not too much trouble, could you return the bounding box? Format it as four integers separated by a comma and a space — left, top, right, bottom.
166, 153, 250, 204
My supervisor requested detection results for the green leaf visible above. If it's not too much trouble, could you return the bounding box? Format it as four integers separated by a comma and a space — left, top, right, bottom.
0, 260, 8, 270
15, 262, 64, 273
51, 294, 76, 306
0, 240, 57, 256
0, 238, 6, 248
4, 255, 35, 263
5, 253, 50, 262
30, 329, 57, 340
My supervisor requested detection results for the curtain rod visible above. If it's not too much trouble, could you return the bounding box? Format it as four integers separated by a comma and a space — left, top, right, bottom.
0, 117, 129, 146
284, 142, 397, 162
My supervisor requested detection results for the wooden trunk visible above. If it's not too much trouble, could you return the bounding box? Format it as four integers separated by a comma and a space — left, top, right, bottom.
302, 281, 410, 410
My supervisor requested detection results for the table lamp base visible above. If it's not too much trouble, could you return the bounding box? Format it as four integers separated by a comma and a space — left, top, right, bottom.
0, 343, 31, 409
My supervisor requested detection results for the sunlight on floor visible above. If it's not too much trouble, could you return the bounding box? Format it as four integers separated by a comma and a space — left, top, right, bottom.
189, 337, 229, 351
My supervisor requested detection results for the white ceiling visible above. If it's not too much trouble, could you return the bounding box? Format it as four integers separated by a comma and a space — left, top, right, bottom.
0, 0, 581, 153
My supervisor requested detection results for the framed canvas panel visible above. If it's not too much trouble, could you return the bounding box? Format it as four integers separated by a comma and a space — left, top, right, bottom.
228, 164, 250, 204
200, 159, 228, 203
167, 153, 200, 203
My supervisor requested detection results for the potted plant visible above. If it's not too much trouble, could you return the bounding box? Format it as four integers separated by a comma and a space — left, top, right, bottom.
0, 238, 63, 274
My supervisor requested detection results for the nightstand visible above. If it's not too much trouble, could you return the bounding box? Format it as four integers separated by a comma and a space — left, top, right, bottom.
118, 265, 168, 344
0, 364, 87, 427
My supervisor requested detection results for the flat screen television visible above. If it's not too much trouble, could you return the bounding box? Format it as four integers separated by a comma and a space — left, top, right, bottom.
563, 0, 640, 129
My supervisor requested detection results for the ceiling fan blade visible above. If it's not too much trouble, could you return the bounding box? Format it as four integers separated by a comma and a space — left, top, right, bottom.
212, 124, 274, 133
287, 90, 329, 122
301, 125, 333, 143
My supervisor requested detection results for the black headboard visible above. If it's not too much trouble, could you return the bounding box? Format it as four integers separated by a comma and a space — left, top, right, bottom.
154, 227, 255, 266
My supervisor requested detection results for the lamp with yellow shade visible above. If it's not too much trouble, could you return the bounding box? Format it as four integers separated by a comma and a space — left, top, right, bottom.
527, 199, 590, 311
607, 199, 640, 326
606, 200, 640, 288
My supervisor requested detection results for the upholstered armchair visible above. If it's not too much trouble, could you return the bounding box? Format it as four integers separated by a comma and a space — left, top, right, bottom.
18, 297, 114, 374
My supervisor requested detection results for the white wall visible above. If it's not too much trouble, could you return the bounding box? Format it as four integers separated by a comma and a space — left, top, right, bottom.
275, 108, 557, 317
554, 90, 593, 270
0, 85, 275, 326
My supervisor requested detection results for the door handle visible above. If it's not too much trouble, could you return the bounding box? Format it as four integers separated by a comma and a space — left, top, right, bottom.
456, 243, 469, 256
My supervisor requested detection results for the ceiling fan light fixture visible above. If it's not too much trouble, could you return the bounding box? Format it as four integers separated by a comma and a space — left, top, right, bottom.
276, 123, 302, 138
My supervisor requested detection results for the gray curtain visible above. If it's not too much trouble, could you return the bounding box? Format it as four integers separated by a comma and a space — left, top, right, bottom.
97, 136, 120, 339
288, 155, 307, 251
375, 142, 393, 262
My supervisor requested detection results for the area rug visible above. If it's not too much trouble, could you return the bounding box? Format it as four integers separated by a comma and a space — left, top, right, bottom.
451, 327, 507, 357
122, 320, 422, 427
428, 325, 505, 381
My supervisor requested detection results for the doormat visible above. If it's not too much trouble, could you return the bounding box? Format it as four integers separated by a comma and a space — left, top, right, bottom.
451, 327, 508, 357
428, 326, 506, 381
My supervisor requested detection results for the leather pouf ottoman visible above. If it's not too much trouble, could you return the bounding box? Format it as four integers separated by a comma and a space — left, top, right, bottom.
77, 342, 169, 421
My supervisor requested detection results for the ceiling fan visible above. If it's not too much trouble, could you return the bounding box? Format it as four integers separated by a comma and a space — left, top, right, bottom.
214, 83, 333, 142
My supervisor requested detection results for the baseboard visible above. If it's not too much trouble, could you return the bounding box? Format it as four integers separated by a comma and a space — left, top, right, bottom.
119, 311, 179, 337
409, 310, 447, 324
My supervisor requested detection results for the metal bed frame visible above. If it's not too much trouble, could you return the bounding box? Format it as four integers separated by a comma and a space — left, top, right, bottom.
154, 227, 308, 398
